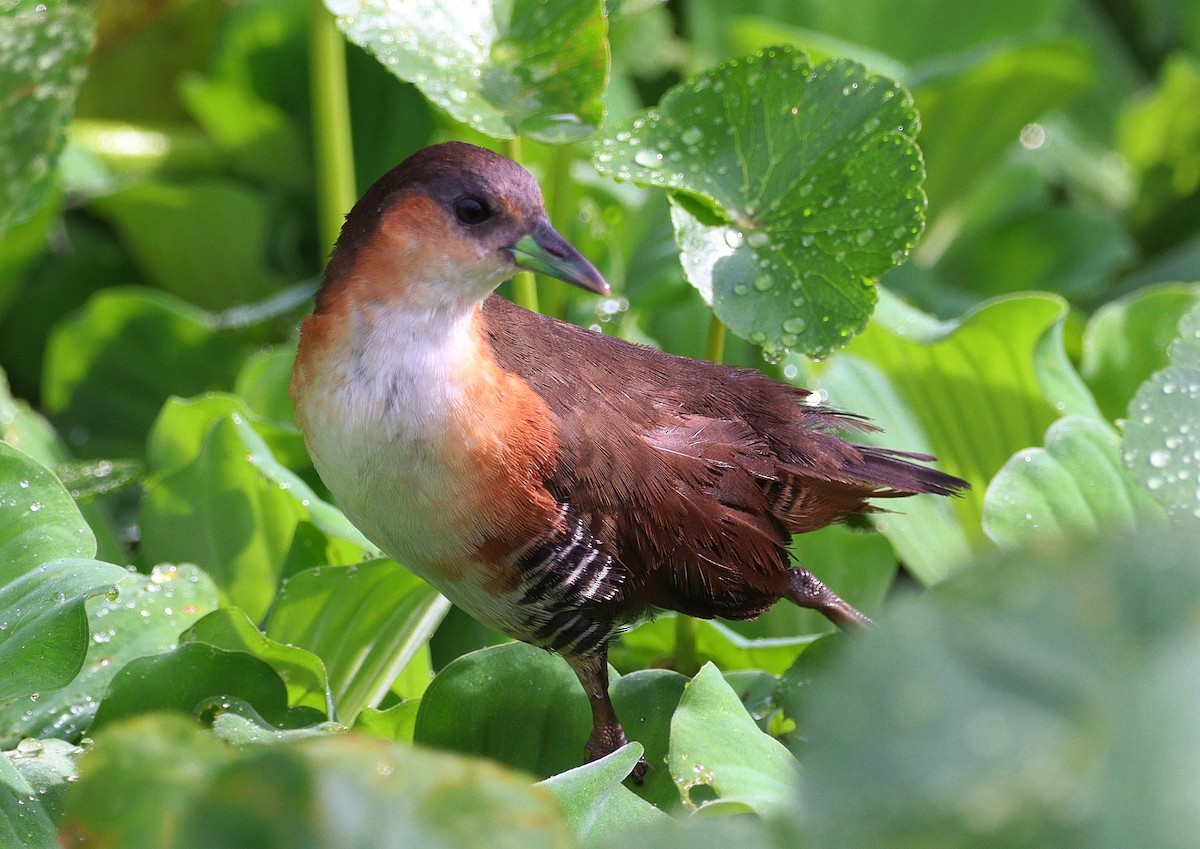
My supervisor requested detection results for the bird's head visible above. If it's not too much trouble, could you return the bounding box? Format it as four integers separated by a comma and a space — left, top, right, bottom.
320, 142, 609, 313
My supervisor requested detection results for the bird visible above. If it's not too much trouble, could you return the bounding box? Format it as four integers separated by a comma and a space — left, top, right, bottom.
290, 141, 968, 778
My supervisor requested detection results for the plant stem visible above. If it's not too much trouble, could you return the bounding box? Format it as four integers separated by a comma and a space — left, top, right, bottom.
309, 0, 356, 254
540, 144, 575, 319
505, 136, 540, 313
705, 311, 727, 363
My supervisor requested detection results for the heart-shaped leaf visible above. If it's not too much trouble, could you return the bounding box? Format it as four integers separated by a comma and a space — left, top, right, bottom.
595, 46, 924, 358
326, 0, 607, 143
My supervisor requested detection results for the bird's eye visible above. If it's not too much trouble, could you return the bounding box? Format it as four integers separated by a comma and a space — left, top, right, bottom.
454, 196, 491, 225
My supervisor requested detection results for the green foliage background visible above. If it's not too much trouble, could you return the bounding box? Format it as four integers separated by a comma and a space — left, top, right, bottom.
2, 0, 1200, 846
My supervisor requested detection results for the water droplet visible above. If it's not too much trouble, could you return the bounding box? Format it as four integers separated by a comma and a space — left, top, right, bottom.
1149, 450, 1171, 469
633, 149, 663, 169
782, 317, 807, 334
680, 127, 703, 146
746, 231, 769, 249
855, 228, 875, 246
754, 275, 774, 292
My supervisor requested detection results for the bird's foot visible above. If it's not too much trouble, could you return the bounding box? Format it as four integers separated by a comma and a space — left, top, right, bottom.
585, 722, 648, 784
786, 566, 872, 632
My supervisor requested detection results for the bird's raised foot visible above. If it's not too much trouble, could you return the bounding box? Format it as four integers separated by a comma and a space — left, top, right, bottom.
585, 722, 648, 784
786, 566, 873, 632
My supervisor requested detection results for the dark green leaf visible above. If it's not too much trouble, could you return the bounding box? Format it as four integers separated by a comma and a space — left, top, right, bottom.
0, 440, 95, 576
0, 4, 92, 232
89, 642, 320, 732
0, 565, 219, 746
41, 288, 259, 458
613, 615, 814, 676
327, 0, 608, 143
597, 46, 924, 357
183, 607, 331, 715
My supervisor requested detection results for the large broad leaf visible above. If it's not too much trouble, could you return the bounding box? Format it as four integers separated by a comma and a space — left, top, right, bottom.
141, 405, 370, 621
795, 526, 1200, 847
42, 288, 259, 458
612, 615, 816, 677
62, 714, 573, 849
0, 3, 93, 233
984, 416, 1166, 547
264, 559, 450, 723
596, 46, 924, 358
183, 607, 332, 716
0, 564, 219, 747
812, 290, 1099, 582
326, 0, 607, 143
1081, 282, 1200, 422
668, 663, 798, 818
90, 180, 288, 311
88, 642, 322, 733
1122, 303, 1200, 523
0, 443, 125, 707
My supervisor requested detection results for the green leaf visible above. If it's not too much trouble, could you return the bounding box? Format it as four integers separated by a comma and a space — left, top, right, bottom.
354, 700, 420, 744
265, 559, 450, 723
183, 608, 332, 716
90, 180, 287, 311
0, 440, 95, 574
540, 743, 670, 845
796, 526, 1200, 847
0, 564, 219, 746
64, 715, 574, 849
915, 37, 1093, 213
4, 736, 83, 827
0, 4, 92, 233
1122, 304, 1200, 523
0, 746, 56, 849
984, 416, 1167, 547
59, 714, 236, 849
813, 291, 1089, 582
596, 46, 924, 358
327, 0, 608, 143
1081, 282, 1200, 422
415, 642, 592, 778
613, 615, 815, 676
234, 343, 299, 427
89, 642, 321, 733
41, 288, 259, 458
141, 406, 370, 621
668, 664, 798, 818
0, 443, 126, 707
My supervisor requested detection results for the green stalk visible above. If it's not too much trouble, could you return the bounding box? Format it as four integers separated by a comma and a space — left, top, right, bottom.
506, 135, 540, 313
309, 0, 356, 254
539, 144, 575, 319
673, 312, 728, 673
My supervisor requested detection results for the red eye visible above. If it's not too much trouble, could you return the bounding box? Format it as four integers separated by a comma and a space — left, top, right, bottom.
455, 196, 491, 225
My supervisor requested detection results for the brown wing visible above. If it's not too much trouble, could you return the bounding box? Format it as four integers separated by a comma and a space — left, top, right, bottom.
480, 295, 964, 620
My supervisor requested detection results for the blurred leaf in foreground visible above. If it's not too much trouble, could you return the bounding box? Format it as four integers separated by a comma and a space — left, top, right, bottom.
797, 526, 1200, 848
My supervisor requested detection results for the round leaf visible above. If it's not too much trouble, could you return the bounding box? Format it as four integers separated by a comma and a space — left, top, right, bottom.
327, 0, 608, 143
595, 46, 924, 357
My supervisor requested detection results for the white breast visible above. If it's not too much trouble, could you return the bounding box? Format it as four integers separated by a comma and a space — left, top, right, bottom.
297, 302, 486, 572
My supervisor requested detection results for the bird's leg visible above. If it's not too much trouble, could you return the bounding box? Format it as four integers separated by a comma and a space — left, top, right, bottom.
565, 649, 648, 783
786, 566, 872, 632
